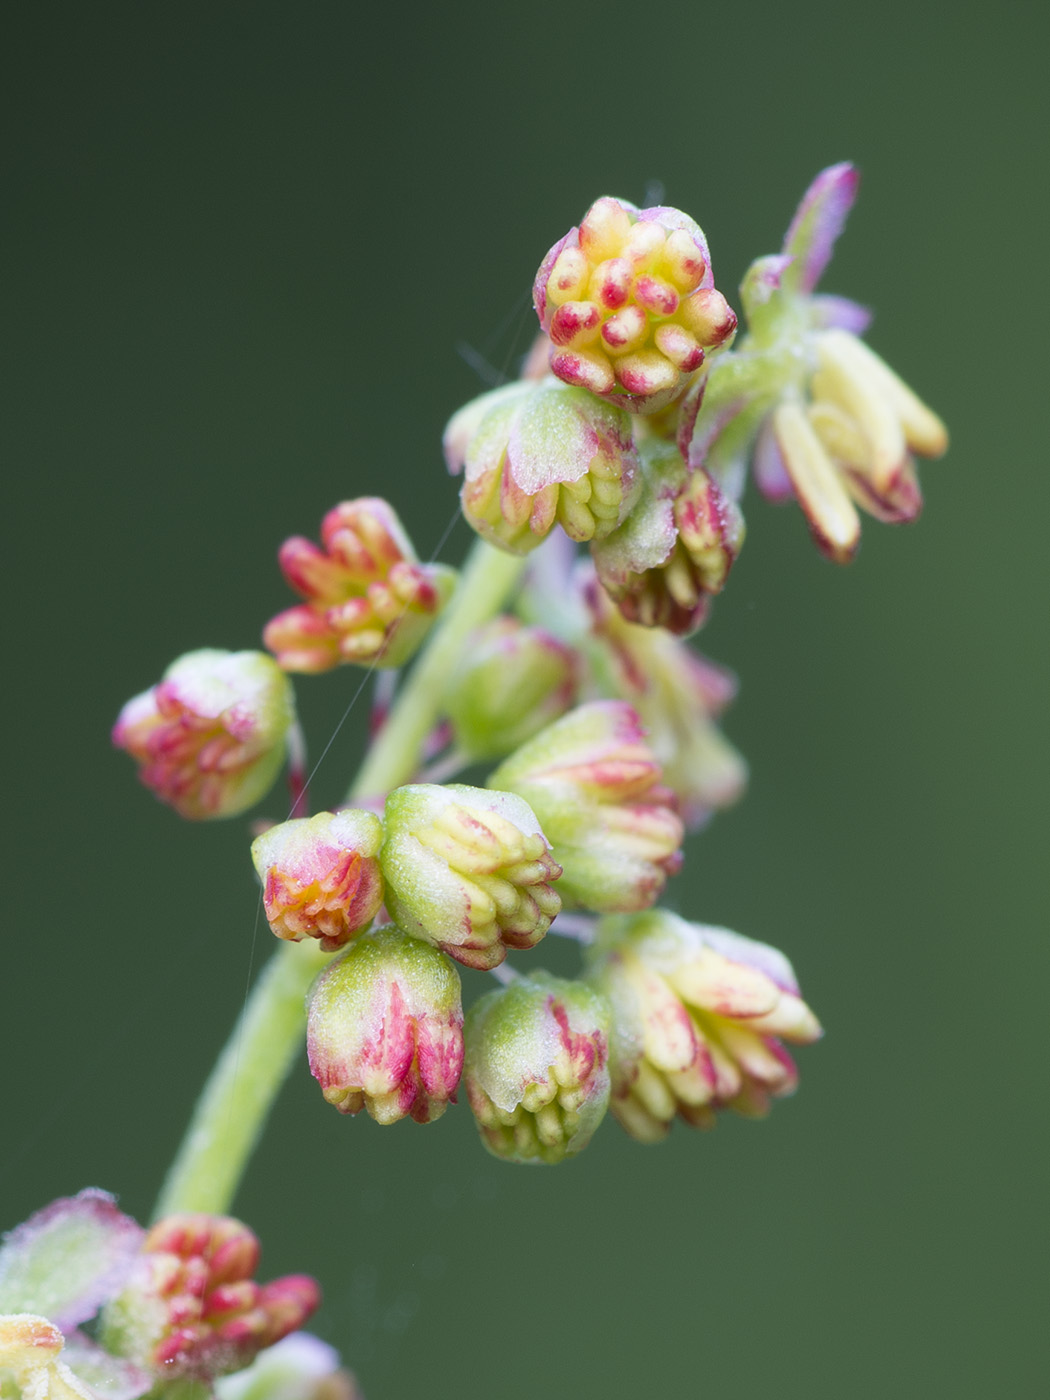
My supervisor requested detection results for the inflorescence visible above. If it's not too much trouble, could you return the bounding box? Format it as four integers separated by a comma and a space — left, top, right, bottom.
2, 165, 949, 1400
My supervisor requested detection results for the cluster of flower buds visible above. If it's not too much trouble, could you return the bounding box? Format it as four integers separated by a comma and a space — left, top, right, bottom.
264, 498, 456, 670
381, 784, 562, 969
680, 163, 948, 561
444, 379, 640, 554
581, 569, 747, 829
464, 971, 611, 1164
251, 810, 384, 951
307, 925, 464, 1123
534, 197, 737, 413
591, 436, 744, 634
442, 616, 578, 760
112, 650, 295, 820
489, 701, 684, 913
104, 1214, 319, 1381
586, 910, 821, 1141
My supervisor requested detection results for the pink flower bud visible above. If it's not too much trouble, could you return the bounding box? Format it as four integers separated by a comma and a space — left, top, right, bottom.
587, 911, 821, 1141
591, 438, 744, 635
380, 785, 562, 970
113, 650, 295, 820
444, 379, 640, 556
534, 198, 736, 414
251, 810, 384, 951
582, 570, 747, 831
264, 499, 455, 671
443, 616, 579, 759
306, 926, 463, 1123
488, 701, 684, 914
105, 1216, 319, 1381
464, 972, 611, 1164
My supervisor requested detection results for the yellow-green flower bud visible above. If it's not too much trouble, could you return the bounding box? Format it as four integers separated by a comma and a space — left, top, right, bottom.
380, 785, 562, 970
444, 379, 640, 555
587, 910, 821, 1142
443, 617, 579, 760
464, 972, 611, 1164
488, 701, 684, 913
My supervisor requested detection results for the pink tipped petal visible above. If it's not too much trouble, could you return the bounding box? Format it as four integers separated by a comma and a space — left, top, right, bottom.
782, 162, 860, 293
810, 293, 873, 336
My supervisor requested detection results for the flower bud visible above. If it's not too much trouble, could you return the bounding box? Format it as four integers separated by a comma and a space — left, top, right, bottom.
582, 569, 746, 829
380, 785, 561, 970
103, 1216, 319, 1381
216, 1333, 364, 1400
464, 972, 611, 1164
444, 379, 640, 555
587, 910, 821, 1141
0, 1316, 95, 1400
264, 499, 456, 671
113, 650, 295, 820
591, 438, 744, 635
488, 701, 684, 913
534, 198, 736, 414
306, 925, 463, 1123
251, 810, 384, 951
443, 616, 579, 759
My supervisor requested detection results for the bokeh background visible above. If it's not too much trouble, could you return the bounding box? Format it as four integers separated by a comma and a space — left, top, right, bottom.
3, 3, 1046, 1396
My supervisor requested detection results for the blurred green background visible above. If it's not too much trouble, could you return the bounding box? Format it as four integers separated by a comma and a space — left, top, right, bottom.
3, 3, 1046, 1396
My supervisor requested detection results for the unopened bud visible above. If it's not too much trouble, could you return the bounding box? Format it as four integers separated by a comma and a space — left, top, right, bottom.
306, 925, 463, 1124
443, 617, 579, 759
444, 379, 640, 555
587, 910, 821, 1141
216, 1333, 364, 1400
583, 571, 747, 830
381, 785, 562, 970
534, 198, 735, 414
251, 810, 384, 951
489, 701, 684, 913
264, 499, 455, 671
103, 1215, 318, 1381
464, 972, 611, 1164
591, 438, 744, 634
113, 650, 294, 820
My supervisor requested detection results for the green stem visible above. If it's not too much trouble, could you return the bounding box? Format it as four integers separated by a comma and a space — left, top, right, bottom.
152, 539, 525, 1220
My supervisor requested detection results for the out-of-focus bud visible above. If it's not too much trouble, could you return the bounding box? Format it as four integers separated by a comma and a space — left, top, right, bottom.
103, 1216, 319, 1381
444, 379, 640, 555
113, 650, 295, 820
0, 1316, 97, 1400
263, 499, 456, 671
443, 616, 579, 759
534, 197, 736, 414
380, 785, 561, 970
582, 569, 746, 830
587, 910, 821, 1142
250, 810, 384, 951
591, 437, 744, 634
682, 164, 948, 562
488, 701, 684, 913
306, 925, 463, 1123
216, 1333, 364, 1400
464, 971, 611, 1164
